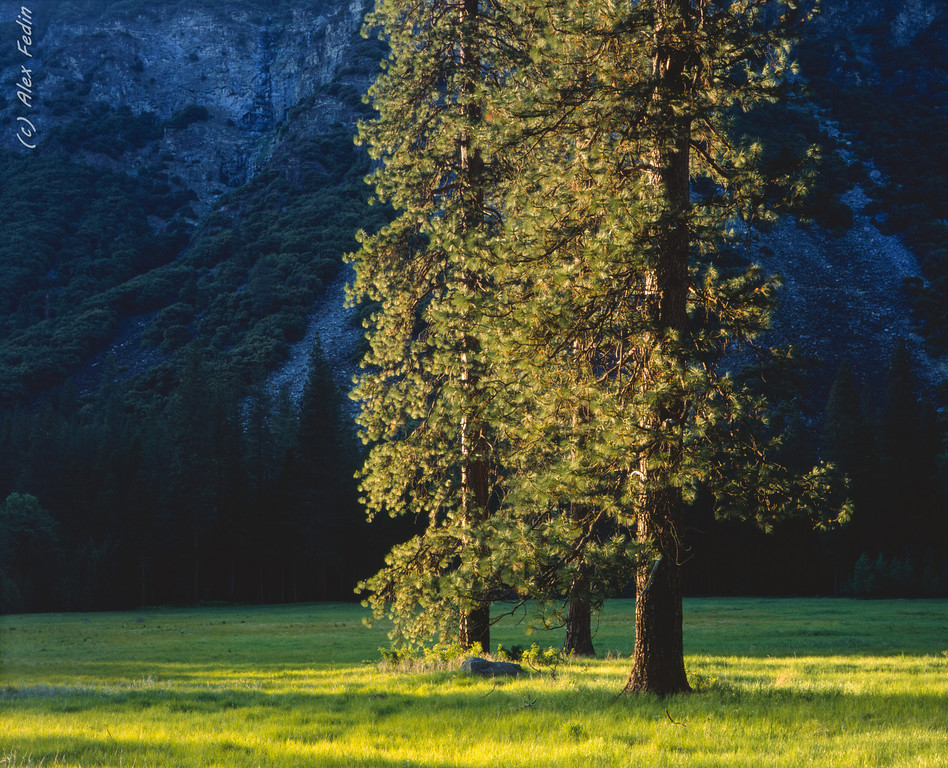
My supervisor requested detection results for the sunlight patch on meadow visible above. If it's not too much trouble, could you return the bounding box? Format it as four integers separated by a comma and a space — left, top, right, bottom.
2, 600, 946, 767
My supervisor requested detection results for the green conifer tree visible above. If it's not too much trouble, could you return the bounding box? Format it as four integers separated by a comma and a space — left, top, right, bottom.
822, 361, 875, 562
487, 0, 824, 693
352, 0, 835, 686
349, 0, 531, 648
879, 341, 940, 556
295, 338, 358, 599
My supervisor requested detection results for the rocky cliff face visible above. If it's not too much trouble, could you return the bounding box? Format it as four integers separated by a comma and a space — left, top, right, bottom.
817, 0, 945, 45
812, 0, 948, 99
757, 185, 945, 392
787, 0, 948, 397
1, 0, 944, 412
1, 0, 373, 211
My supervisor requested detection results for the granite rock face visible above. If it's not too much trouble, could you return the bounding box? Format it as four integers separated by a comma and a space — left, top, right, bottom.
812, 0, 948, 100
1, 0, 943, 408
0, 0, 373, 210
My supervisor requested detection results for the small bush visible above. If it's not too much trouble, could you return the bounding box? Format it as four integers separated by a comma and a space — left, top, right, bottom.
494, 643, 526, 662
377, 642, 483, 674
521, 642, 563, 671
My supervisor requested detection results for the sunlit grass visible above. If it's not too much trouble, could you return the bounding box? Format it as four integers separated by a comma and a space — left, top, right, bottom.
2, 599, 945, 767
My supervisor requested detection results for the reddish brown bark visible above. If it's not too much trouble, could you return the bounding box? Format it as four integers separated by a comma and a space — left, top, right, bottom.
623, 0, 695, 696
563, 581, 596, 657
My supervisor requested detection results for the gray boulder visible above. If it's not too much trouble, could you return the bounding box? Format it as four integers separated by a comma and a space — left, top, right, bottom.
460, 657, 523, 678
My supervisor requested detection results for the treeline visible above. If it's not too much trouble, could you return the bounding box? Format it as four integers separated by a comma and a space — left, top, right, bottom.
685, 341, 948, 598
0, 341, 403, 613
822, 343, 948, 596
3, 337, 943, 613
0, 120, 396, 613
684, 342, 948, 597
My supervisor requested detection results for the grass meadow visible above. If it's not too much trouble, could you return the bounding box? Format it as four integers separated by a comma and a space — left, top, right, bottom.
1, 598, 945, 767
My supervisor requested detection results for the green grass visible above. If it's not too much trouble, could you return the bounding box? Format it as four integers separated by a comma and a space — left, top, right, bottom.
1, 599, 946, 767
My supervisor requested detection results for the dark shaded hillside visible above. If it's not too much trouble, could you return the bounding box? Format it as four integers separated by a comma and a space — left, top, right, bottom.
802, 0, 948, 362
0, 126, 383, 402
0, 0, 399, 612
0, 151, 190, 403
0, 0, 387, 406
1, 0, 943, 410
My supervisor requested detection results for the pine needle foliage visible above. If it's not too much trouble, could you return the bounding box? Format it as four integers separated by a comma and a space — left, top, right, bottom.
351, 0, 842, 690
481, 0, 835, 694
349, 0, 534, 648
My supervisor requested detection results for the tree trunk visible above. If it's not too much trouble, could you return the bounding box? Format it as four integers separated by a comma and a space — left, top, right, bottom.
563, 578, 596, 657
563, 480, 595, 657
624, 0, 694, 696
624, 488, 691, 694
459, 602, 490, 651
458, 415, 492, 651
456, 0, 491, 653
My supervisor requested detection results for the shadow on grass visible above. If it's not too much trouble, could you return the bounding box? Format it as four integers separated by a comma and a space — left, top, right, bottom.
5, 671, 946, 768
2, 735, 477, 768
4, 669, 944, 718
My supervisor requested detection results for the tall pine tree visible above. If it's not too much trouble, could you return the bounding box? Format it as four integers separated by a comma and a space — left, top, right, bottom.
487, 0, 823, 693
350, 0, 530, 648
879, 341, 940, 557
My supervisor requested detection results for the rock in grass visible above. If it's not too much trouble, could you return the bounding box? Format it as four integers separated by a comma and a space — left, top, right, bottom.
460, 657, 523, 678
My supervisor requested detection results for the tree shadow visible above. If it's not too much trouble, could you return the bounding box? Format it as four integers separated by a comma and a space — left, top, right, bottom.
4, 660, 945, 767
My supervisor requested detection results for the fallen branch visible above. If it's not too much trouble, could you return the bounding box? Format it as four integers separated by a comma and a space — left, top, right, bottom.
665, 708, 685, 727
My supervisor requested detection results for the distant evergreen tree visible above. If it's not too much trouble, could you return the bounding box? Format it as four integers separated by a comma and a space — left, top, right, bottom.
161, 344, 243, 603
822, 361, 878, 559
878, 341, 940, 556
293, 339, 355, 599
244, 383, 277, 489
823, 362, 869, 475
0, 493, 61, 612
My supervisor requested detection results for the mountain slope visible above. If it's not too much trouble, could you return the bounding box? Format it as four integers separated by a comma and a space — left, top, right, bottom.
1, 0, 945, 410
0, 0, 385, 406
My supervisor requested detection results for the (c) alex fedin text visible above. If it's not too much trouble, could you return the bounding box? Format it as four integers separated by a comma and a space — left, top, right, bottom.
14, 5, 36, 149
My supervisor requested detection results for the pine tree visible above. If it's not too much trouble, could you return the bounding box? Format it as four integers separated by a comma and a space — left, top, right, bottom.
353, 0, 831, 683
295, 338, 357, 600
349, 0, 531, 648
879, 341, 940, 556
487, 0, 822, 693
822, 360, 875, 561
161, 344, 243, 604
0, 493, 61, 612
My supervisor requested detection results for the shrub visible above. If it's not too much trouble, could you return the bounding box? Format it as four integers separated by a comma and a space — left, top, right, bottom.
521, 642, 563, 672
377, 642, 482, 673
